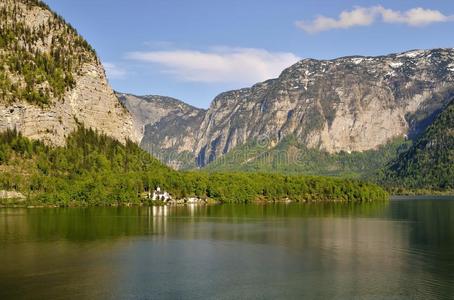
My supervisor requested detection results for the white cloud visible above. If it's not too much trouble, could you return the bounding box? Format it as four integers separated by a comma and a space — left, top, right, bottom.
379, 7, 451, 26
296, 6, 454, 33
126, 47, 300, 84
296, 7, 376, 33
103, 62, 127, 79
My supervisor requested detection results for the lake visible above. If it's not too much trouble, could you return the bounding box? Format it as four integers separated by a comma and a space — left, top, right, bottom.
1, 198, 453, 299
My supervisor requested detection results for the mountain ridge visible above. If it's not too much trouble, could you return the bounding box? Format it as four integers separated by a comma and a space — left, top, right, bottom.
117, 92, 206, 163
124, 47, 454, 169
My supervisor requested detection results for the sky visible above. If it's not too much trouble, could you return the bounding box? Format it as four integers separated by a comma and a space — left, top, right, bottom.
44, 0, 454, 108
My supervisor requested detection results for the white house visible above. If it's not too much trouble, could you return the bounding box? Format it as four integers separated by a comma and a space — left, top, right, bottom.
152, 186, 172, 202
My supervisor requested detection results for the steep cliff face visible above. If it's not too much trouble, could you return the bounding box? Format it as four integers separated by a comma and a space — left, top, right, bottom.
194, 49, 454, 165
118, 93, 206, 168
0, 0, 139, 145
116, 93, 205, 143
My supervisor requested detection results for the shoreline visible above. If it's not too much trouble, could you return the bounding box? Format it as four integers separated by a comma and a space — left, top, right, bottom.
0, 197, 391, 209
391, 195, 454, 200
3, 191, 454, 209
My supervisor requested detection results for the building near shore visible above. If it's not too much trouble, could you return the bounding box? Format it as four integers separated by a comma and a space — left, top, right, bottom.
151, 187, 172, 202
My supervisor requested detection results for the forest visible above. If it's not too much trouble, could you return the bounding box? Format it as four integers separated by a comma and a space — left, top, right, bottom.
204, 134, 411, 179
380, 99, 454, 192
0, 127, 389, 206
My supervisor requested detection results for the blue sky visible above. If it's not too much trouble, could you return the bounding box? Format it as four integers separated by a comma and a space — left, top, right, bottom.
45, 0, 454, 108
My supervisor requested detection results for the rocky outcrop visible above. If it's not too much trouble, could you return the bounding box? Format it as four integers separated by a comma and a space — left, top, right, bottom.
0, 0, 140, 145
0, 63, 140, 145
0, 190, 25, 200
117, 93, 205, 143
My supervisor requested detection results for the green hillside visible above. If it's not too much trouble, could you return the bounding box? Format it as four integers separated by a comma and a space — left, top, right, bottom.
0, 128, 388, 206
381, 100, 454, 191
204, 135, 410, 179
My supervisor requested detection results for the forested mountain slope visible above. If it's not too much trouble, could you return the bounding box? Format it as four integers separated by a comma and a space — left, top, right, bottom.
204, 135, 411, 179
382, 99, 454, 190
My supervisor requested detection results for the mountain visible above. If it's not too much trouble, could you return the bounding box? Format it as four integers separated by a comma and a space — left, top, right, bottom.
0, 0, 140, 145
117, 93, 206, 169
116, 93, 204, 139
195, 49, 454, 166
129, 48, 454, 170
382, 99, 454, 190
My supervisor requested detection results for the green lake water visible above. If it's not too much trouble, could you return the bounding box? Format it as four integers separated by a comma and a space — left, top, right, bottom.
1, 198, 453, 299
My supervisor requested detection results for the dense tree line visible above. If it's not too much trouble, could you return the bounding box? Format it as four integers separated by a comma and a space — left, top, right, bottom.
205, 134, 410, 179
0, 128, 388, 206
380, 100, 454, 191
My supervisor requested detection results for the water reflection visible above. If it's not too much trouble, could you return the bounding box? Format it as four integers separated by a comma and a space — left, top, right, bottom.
390, 199, 454, 299
0, 202, 388, 240
0, 199, 453, 299
152, 205, 168, 217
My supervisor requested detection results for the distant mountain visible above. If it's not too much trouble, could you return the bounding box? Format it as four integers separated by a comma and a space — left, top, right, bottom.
0, 0, 139, 145
117, 93, 206, 169
116, 93, 201, 138
127, 48, 454, 171
382, 99, 454, 190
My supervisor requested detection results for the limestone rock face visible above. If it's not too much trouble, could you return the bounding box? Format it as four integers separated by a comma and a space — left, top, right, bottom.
193, 49, 454, 165
118, 93, 206, 169
117, 93, 205, 143
0, 0, 140, 145
0, 62, 140, 145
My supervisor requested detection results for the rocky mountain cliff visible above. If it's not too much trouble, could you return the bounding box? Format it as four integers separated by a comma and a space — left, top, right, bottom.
130, 48, 454, 168
117, 93, 206, 169
195, 48, 454, 166
116, 93, 205, 145
0, 0, 140, 145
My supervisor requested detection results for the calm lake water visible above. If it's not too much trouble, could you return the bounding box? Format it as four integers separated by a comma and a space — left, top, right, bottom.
1, 198, 453, 299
